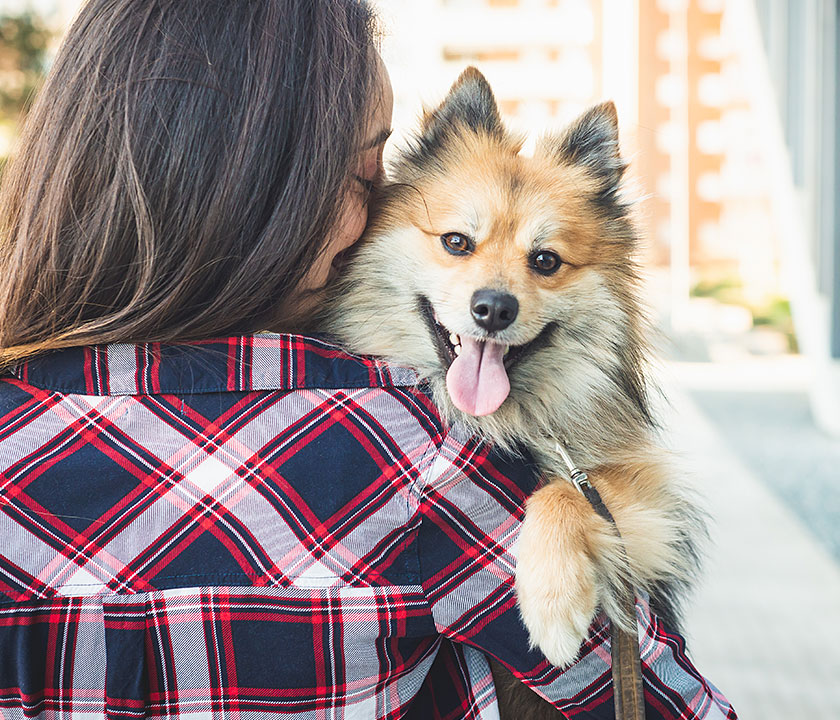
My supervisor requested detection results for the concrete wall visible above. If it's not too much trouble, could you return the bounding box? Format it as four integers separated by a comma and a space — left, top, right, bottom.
752, 0, 840, 434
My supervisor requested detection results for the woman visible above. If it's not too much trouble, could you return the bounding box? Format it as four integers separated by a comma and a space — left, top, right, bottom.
0, 1, 736, 718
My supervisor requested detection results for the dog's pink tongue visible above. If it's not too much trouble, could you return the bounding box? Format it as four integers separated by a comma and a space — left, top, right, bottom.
446, 337, 510, 416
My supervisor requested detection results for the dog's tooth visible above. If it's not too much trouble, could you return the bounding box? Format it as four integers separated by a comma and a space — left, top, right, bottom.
449, 333, 459, 346
504, 346, 510, 356
453, 344, 461, 356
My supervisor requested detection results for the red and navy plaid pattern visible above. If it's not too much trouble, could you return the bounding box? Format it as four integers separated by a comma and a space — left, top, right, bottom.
0, 334, 736, 719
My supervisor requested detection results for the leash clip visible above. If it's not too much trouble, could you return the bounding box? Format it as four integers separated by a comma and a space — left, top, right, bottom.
552, 449, 641, 718
555, 441, 592, 494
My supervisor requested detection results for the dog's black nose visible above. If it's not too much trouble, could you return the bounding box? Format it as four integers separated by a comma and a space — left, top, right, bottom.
470, 290, 519, 332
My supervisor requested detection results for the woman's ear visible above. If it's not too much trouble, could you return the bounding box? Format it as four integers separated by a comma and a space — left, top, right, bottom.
538, 101, 626, 191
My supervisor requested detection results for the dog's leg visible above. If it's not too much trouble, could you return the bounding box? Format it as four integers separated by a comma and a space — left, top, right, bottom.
586, 460, 705, 630
516, 459, 703, 668
514, 477, 626, 668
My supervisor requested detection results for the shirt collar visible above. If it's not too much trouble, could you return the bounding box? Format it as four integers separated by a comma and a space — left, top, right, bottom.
10, 334, 418, 395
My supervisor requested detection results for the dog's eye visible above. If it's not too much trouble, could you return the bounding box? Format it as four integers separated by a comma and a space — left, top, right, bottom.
441, 232, 474, 255
531, 251, 561, 275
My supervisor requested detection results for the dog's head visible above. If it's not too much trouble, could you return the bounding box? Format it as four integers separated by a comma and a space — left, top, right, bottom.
330, 67, 651, 440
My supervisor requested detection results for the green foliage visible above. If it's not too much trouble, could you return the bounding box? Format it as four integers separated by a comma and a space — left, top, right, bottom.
0, 11, 52, 119
690, 275, 743, 305
753, 296, 798, 352
690, 274, 798, 353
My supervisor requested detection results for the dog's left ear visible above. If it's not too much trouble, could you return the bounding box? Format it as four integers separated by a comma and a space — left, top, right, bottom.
539, 101, 625, 190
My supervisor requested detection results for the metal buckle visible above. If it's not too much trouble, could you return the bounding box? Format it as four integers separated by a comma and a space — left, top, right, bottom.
555, 441, 592, 494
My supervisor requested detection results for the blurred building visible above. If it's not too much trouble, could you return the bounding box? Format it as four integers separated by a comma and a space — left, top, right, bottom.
376, 0, 626, 146
376, 0, 840, 432
748, 0, 840, 435
376, 0, 774, 298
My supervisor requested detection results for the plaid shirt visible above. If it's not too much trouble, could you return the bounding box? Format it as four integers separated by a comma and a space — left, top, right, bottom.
0, 334, 736, 719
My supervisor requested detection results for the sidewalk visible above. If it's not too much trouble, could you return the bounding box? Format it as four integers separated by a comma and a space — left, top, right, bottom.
659, 361, 840, 719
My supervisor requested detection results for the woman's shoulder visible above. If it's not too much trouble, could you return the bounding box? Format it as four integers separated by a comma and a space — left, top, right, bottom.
0, 332, 452, 467
1, 332, 541, 493
2, 333, 423, 395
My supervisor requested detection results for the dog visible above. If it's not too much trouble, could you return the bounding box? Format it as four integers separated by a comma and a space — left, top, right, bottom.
324, 66, 704, 702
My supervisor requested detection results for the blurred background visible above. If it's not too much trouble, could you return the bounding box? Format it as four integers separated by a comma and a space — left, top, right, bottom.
1, 0, 839, 715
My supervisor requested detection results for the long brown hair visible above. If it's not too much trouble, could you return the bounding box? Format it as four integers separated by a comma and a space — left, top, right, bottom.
0, 0, 380, 367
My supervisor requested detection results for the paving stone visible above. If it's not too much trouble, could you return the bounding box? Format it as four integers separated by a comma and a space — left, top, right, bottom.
655, 362, 840, 719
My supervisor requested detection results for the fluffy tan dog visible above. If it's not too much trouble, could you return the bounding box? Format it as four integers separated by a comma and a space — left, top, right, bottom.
326, 67, 704, 675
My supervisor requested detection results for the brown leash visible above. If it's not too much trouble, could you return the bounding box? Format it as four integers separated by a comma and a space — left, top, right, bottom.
555, 442, 647, 720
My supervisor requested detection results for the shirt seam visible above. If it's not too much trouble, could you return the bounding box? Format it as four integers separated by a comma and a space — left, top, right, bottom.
4, 375, 420, 397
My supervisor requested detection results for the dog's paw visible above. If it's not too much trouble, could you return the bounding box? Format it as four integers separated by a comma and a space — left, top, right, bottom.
516, 573, 598, 667
514, 481, 601, 668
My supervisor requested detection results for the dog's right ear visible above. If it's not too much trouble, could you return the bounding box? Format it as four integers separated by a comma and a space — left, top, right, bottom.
420, 66, 505, 145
